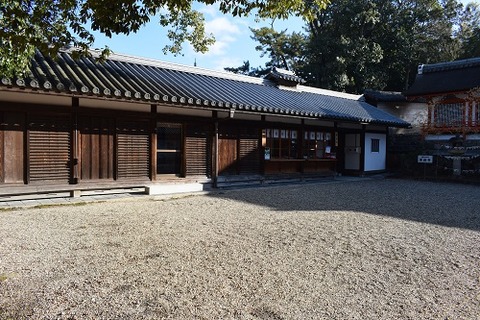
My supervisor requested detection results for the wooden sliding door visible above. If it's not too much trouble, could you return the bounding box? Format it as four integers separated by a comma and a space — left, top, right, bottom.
218, 125, 261, 176
27, 115, 71, 183
116, 120, 150, 180
79, 116, 114, 180
0, 111, 25, 184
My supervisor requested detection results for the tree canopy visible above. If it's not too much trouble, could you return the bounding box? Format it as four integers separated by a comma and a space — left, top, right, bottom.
0, 0, 330, 77
226, 0, 480, 93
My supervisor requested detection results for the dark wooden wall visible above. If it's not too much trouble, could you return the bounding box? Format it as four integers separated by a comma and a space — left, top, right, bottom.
217, 124, 261, 176
0, 99, 360, 187
79, 116, 114, 180
0, 102, 155, 186
0, 112, 25, 183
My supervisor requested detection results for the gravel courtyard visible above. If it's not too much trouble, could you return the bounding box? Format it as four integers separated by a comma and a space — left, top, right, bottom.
0, 179, 479, 319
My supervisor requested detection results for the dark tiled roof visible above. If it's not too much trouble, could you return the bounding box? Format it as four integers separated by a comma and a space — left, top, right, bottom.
0, 49, 409, 127
404, 57, 480, 96
264, 67, 305, 86
363, 89, 407, 103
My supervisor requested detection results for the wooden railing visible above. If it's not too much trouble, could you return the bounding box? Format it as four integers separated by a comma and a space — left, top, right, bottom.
421, 122, 480, 136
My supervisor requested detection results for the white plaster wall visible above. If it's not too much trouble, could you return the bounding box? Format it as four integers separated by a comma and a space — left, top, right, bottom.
364, 133, 386, 171
377, 101, 427, 134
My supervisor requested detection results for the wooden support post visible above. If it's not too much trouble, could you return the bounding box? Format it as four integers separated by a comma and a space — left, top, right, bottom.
150, 104, 157, 181
113, 118, 118, 181
213, 111, 219, 188
71, 97, 79, 184
300, 119, 305, 174
260, 115, 266, 177
24, 113, 30, 184
360, 124, 366, 176
70, 189, 81, 198
334, 122, 338, 175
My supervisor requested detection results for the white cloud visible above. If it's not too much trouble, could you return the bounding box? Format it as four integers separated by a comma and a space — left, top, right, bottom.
205, 40, 229, 56
205, 17, 242, 38
198, 3, 220, 18
200, 17, 244, 57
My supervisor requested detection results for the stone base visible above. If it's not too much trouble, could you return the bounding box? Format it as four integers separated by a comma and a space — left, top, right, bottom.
145, 183, 207, 195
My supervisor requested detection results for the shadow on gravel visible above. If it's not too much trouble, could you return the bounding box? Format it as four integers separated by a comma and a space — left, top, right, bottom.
208, 179, 480, 232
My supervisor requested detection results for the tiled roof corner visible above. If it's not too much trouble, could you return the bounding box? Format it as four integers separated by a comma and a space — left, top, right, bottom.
265, 67, 306, 86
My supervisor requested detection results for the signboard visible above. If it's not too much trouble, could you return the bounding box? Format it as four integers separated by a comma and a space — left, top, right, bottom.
264, 147, 271, 160
417, 155, 433, 164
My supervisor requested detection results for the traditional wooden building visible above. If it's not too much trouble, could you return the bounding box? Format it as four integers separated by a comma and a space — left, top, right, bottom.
404, 57, 480, 138
402, 57, 480, 177
0, 49, 409, 196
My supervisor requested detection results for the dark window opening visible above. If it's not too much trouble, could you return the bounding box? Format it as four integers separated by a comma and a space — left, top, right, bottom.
371, 138, 380, 153
157, 123, 182, 175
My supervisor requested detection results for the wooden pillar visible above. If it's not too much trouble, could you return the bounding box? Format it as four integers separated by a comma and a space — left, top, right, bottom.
261, 115, 266, 176
299, 119, 305, 159
466, 101, 471, 128
471, 101, 476, 127
150, 104, 157, 181
300, 119, 305, 174
71, 97, 79, 184
334, 122, 338, 174
24, 112, 29, 184
360, 124, 366, 175
113, 118, 118, 181
474, 100, 478, 127
385, 126, 390, 172
213, 111, 219, 188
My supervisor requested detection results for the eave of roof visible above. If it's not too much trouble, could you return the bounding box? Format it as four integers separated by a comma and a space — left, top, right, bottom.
404, 57, 480, 97
363, 89, 407, 103
0, 49, 410, 128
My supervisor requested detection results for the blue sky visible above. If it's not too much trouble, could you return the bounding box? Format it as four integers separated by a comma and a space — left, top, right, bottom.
91, 3, 304, 70
91, 1, 476, 71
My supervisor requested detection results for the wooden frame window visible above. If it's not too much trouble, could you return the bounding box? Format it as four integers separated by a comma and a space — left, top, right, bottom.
302, 130, 333, 159
265, 129, 298, 159
434, 102, 465, 127
157, 123, 182, 175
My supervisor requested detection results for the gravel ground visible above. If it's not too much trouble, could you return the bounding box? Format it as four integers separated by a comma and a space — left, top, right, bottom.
0, 179, 479, 320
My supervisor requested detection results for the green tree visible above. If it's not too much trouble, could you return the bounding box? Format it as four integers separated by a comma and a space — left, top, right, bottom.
457, 2, 480, 58
305, 0, 471, 93
223, 60, 267, 77
378, 0, 464, 91
0, 0, 330, 77
224, 27, 308, 80
307, 0, 386, 93
250, 27, 308, 72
